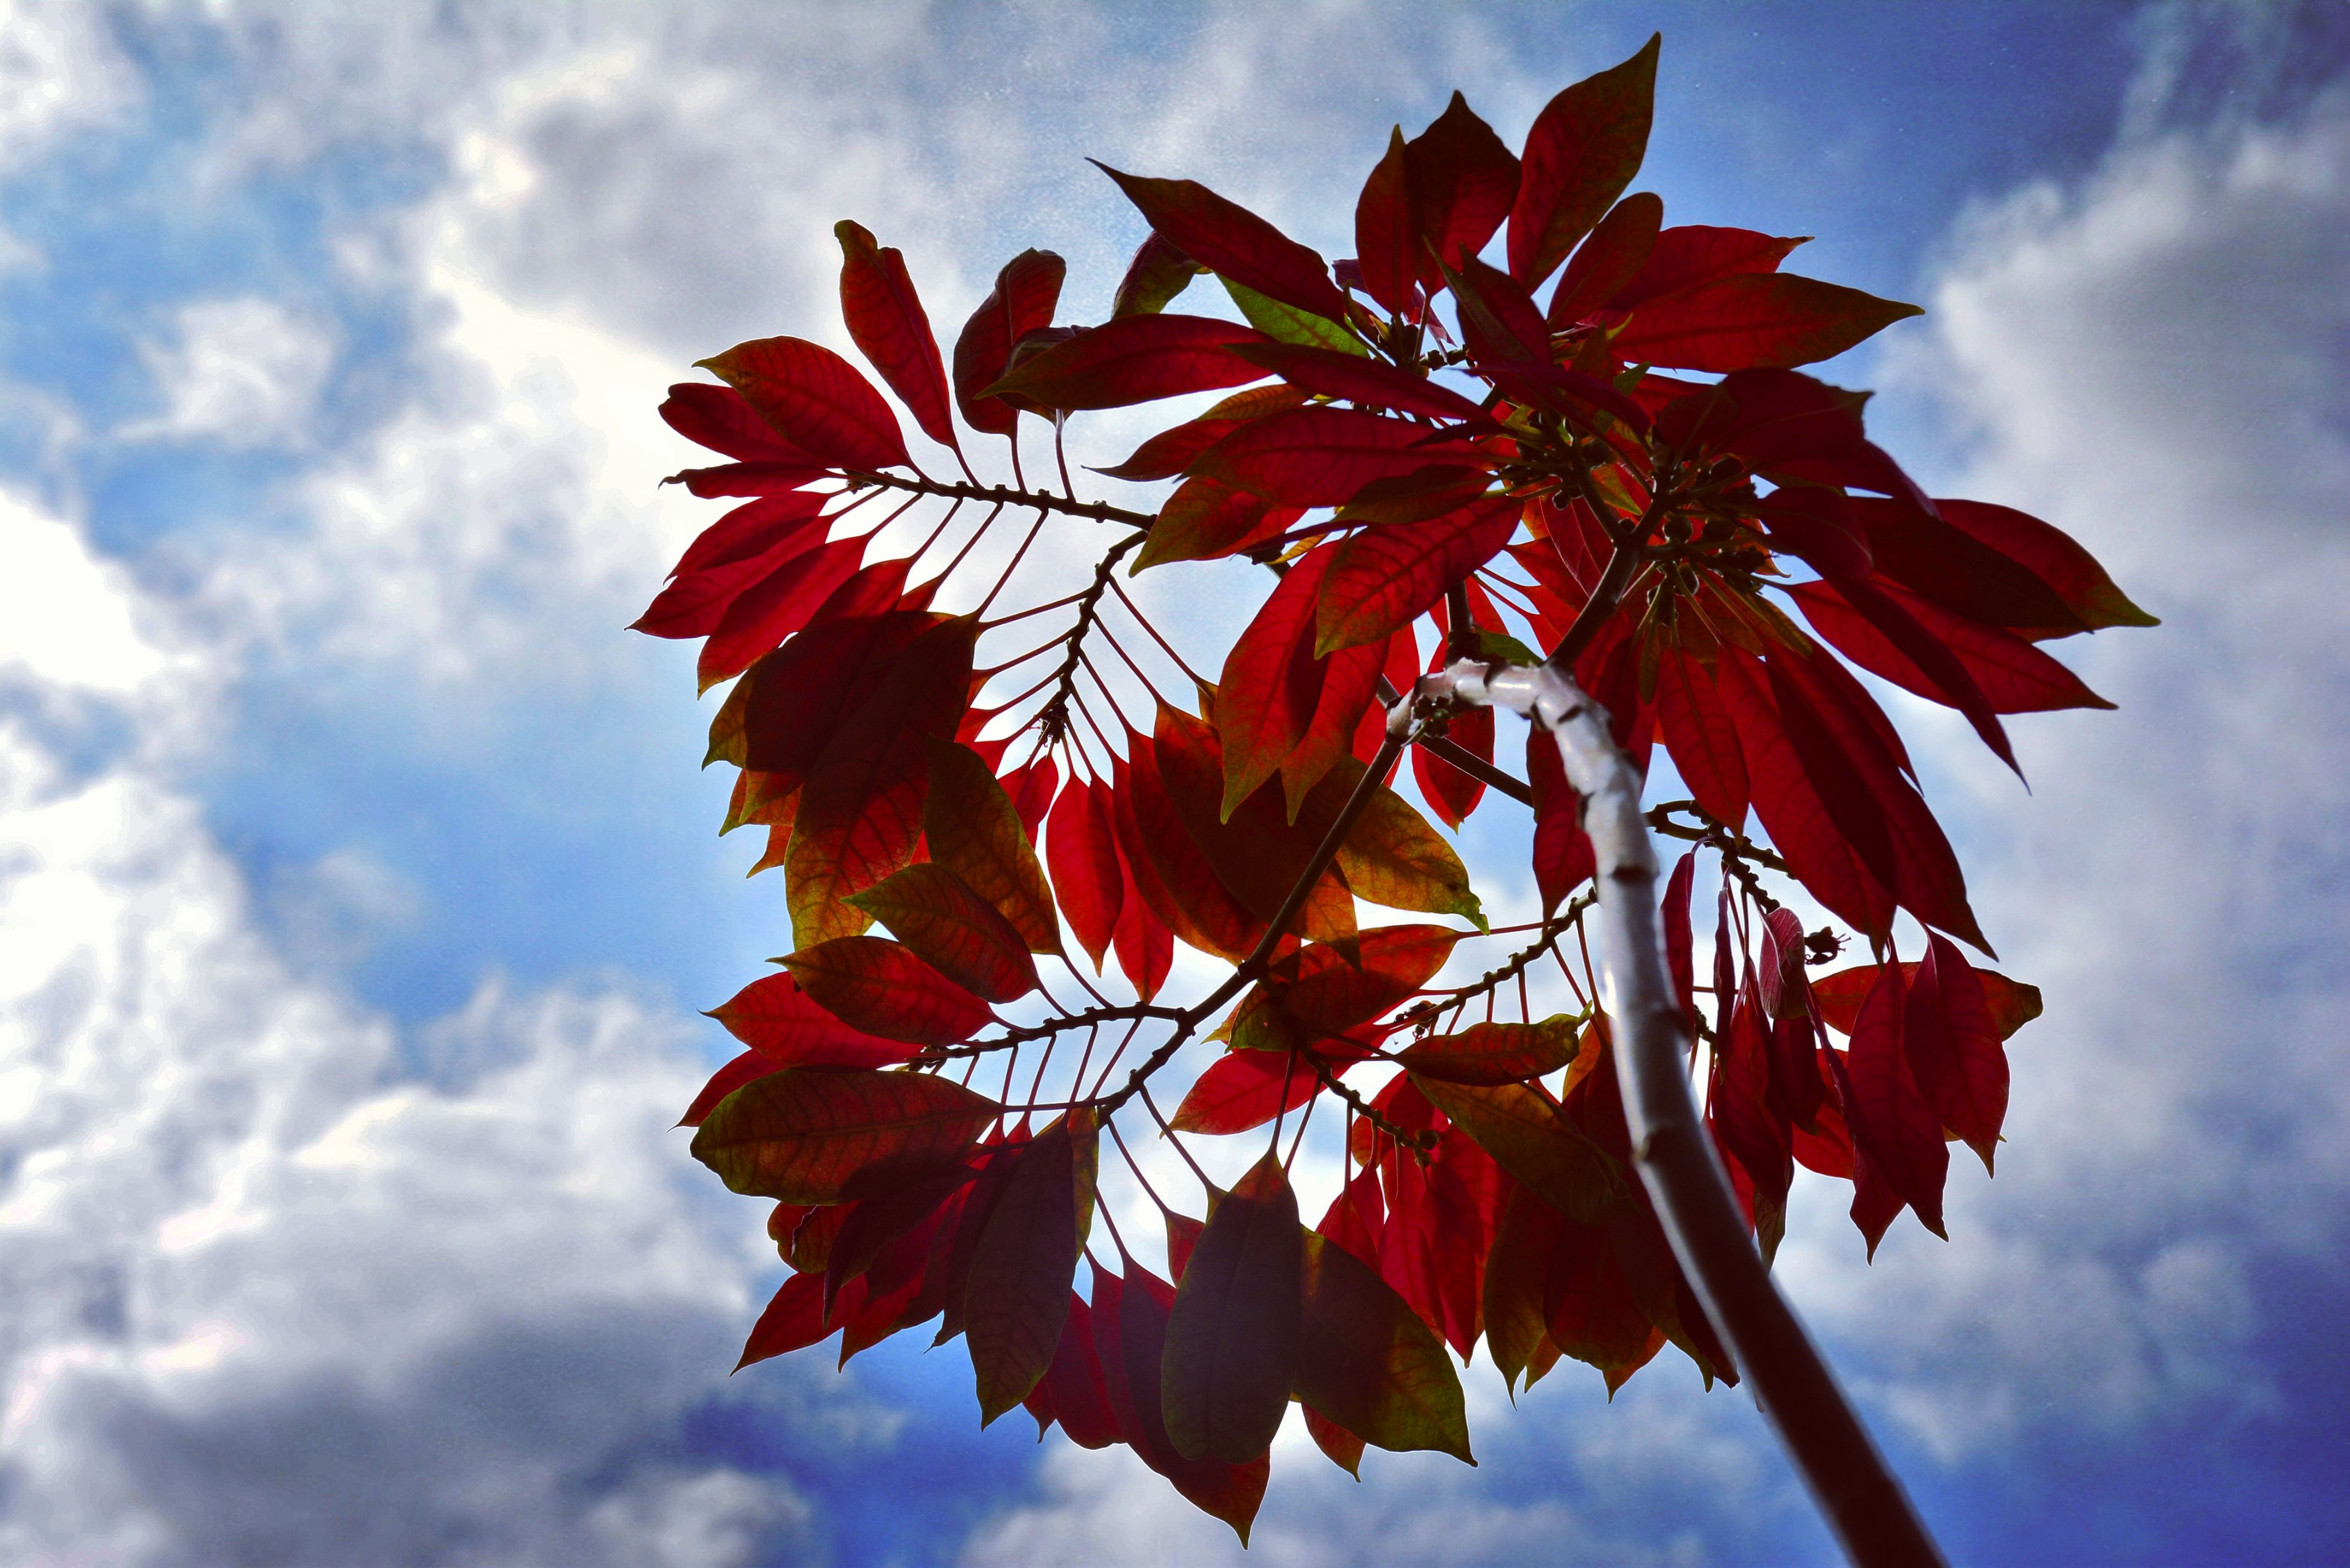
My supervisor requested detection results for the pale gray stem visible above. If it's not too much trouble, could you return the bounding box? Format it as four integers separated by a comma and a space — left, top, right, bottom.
1406, 658, 1947, 1568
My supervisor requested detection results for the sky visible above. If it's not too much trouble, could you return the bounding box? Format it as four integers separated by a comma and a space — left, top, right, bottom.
0, 2, 2345, 1565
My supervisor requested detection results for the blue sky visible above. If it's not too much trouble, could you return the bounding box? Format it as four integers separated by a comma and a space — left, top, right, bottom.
0, 3, 2345, 1565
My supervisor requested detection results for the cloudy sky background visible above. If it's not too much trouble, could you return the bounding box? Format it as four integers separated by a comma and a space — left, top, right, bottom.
1, 3, 2345, 1564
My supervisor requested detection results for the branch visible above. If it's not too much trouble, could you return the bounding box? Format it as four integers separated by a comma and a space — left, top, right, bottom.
1375, 676, 1534, 805
1036, 532, 1146, 746
1402, 888, 1596, 1028
843, 469, 1159, 532
1418, 657, 1947, 1568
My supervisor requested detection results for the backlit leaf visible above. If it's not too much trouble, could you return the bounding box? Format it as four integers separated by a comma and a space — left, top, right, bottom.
783, 935, 994, 1046
924, 739, 1062, 954
1508, 34, 1660, 285
1047, 777, 1123, 972
1295, 1231, 1473, 1462
1095, 162, 1352, 325
690, 1067, 998, 1204
847, 863, 1040, 1004
1163, 1153, 1302, 1464
1413, 1077, 1625, 1223
1840, 962, 1948, 1238
835, 220, 958, 450
1903, 934, 2010, 1174
1612, 273, 1922, 372
707, 972, 916, 1069
696, 337, 910, 471
985, 313, 1274, 411
953, 250, 1065, 435
1395, 1020, 1579, 1085
1216, 543, 1338, 818
966, 1110, 1098, 1423
1192, 407, 1483, 508
1316, 495, 1516, 655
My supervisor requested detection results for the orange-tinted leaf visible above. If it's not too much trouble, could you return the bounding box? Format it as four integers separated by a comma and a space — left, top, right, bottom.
1414, 1076, 1625, 1224
1163, 1152, 1302, 1464
1120, 724, 1263, 961
695, 337, 909, 470
1295, 1230, 1473, 1462
1812, 960, 2041, 1041
1483, 1185, 1563, 1394
1316, 495, 1516, 655
1904, 934, 2010, 1174
1395, 1019, 1579, 1085
1216, 543, 1337, 817
1322, 756, 1485, 927
1508, 34, 1660, 286
1613, 273, 1921, 372
923, 739, 1061, 954
847, 863, 1040, 1004
783, 935, 995, 1046
1095, 163, 1351, 325
953, 250, 1065, 436
1232, 924, 1460, 1055
835, 220, 957, 450
1153, 705, 1356, 947
1304, 1406, 1367, 1477
985, 313, 1273, 411
690, 1066, 998, 1203
1192, 407, 1482, 508
966, 1110, 1099, 1424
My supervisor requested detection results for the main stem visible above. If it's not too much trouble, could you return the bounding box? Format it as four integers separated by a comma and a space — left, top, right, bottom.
1437, 657, 1947, 1568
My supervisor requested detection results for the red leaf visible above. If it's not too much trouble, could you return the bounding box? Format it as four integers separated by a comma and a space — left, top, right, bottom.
1164, 1152, 1303, 1464
1904, 935, 2010, 1173
1394, 1020, 1579, 1085
1652, 650, 1748, 830
1110, 824, 1174, 1002
1038, 1294, 1122, 1449
923, 740, 1061, 954
1231, 341, 1487, 423
1191, 407, 1483, 508
847, 863, 1040, 1004
1413, 1076, 1625, 1225
1816, 574, 2021, 773
708, 972, 916, 1069
689, 1065, 999, 1204
696, 532, 871, 689
783, 935, 995, 1046
680, 1049, 780, 1127
953, 250, 1065, 437
1092, 1262, 1271, 1543
1316, 494, 1518, 653
823, 1163, 977, 1317
1131, 477, 1302, 573
1118, 728, 1262, 962
665, 491, 831, 586
1047, 778, 1123, 972
1612, 224, 1809, 310
1507, 34, 1660, 286
1413, 702, 1492, 828
1216, 543, 1339, 816
1788, 579, 2112, 715
633, 523, 828, 641
1153, 707, 1356, 949
1405, 92, 1520, 281
1663, 850, 1697, 1032
1296, 1229, 1473, 1462
1756, 485, 1873, 580
1304, 1406, 1367, 1477
834, 220, 958, 450
1446, 254, 1548, 365
660, 382, 822, 465
1093, 386, 1311, 481
1170, 1049, 1328, 1137
1711, 976, 1792, 1251
696, 337, 909, 471
1281, 631, 1387, 823
1546, 191, 1663, 324
1353, 127, 1418, 317
966, 1110, 1098, 1423
659, 460, 828, 499
736, 1272, 830, 1370
1841, 963, 1948, 1239
1526, 721, 1594, 915
1932, 499, 2157, 635
1612, 274, 1923, 372
1813, 960, 2041, 1042
1094, 162, 1351, 325
985, 313, 1274, 411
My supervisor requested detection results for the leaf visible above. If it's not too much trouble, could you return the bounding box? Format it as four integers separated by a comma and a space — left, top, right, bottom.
660, 382, 823, 465
1230, 341, 1485, 422
1404, 91, 1520, 282
1112, 231, 1208, 318
1316, 495, 1517, 654
697, 532, 873, 690
1233, 924, 1460, 1054
736, 1272, 831, 1370
1170, 1048, 1328, 1137
1046, 777, 1123, 972
1412, 1077, 1626, 1223
1093, 386, 1312, 482
1094, 162, 1351, 325
1663, 851, 1697, 1033
1162, 1152, 1303, 1464
1119, 724, 1263, 962
1353, 126, 1418, 316
1483, 1185, 1563, 1394
1612, 274, 1923, 372
1508, 34, 1660, 286
635, 516, 830, 641
1038, 1294, 1122, 1449
1093, 1262, 1271, 1543
696, 337, 910, 471
1841, 962, 1948, 1238
690, 1067, 998, 1203
726, 607, 941, 775
681, 1049, 780, 1127
1295, 1231, 1473, 1462
1613, 224, 1810, 310
1153, 705, 1357, 948
1215, 543, 1337, 817
953, 249, 1065, 435
966, 1110, 1099, 1424
1304, 1407, 1367, 1478
1652, 648, 1749, 829
1711, 976, 1792, 1257
1788, 579, 2114, 715
1812, 960, 2041, 1041
1820, 573, 2021, 774
707, 972, 917, 1069
1190, 407, 1482, 508
1931, 499, 2157, 635
1280, 632, 1388, 823
1111, 842, 1176, 1002
924, 739, 1062, 954
984, 313, 1274, 411
847, 863, 1040, 1004
1322, 757, 1486, 927
1445, 253, 1550, 365
824, 1162, 978, 1316
1546, 192, 1663, 324
1413, 702, 1492, 828
1133, 477, 1301, 573
1904, 934, 2010, 1174
784, 617, 978, 946
1221, 277, 1368, 357
1526, 721, 1595, 915
1394, 1020, 1579, 1085
783, 935, 995, 1046
834, 220, 958, 450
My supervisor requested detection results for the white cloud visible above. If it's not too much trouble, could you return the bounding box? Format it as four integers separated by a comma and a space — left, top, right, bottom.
0, 488, 174, 695
123, 298, 336, 450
